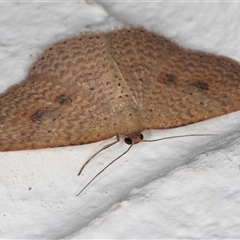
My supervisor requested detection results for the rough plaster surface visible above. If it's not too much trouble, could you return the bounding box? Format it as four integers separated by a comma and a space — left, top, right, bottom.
0, 1, 240, 239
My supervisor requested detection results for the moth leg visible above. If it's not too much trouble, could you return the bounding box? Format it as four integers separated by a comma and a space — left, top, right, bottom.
77, 135, 120, 176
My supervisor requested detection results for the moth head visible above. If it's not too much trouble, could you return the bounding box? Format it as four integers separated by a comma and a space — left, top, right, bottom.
124, 133, 144, 145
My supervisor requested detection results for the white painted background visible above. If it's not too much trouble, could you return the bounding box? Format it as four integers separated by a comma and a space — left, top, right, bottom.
0, 1, 240, 238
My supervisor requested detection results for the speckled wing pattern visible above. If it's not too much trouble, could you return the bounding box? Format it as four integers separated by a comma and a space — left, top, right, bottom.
0, 31, 123, 150
108, 28, 240, 129
0, 27, 240, 151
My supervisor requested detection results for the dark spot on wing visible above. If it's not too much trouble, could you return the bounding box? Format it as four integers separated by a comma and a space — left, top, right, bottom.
57, 94, 72, 105
164, 74, 176, 86
193, 81, 209, 91
31, 110, 44, 122
183, 80, 210, 95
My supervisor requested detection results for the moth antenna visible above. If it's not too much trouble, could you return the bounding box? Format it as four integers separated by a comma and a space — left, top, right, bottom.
77, 135, 120, 176
76, 144, 133, 196
142, 133, 218, 142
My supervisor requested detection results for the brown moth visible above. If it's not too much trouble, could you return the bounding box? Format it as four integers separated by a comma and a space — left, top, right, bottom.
0, 27, 240, 151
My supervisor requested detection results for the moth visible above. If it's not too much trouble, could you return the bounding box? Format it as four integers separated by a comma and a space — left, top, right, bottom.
0, 27, 239, 152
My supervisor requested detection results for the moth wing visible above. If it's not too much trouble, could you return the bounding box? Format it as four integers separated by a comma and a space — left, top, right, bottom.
0, 31, 127, 151
108, 28, 240, 129
144, 52, 240, 129
107, 27, 180, 111
0, 75, 118, 151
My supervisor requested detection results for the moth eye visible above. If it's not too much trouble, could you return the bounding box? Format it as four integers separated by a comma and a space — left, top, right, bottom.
125, 137, 132, 145
140, 134, 144, 140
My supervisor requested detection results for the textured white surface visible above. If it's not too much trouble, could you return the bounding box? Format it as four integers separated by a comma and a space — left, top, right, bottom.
0, 2, 240, 239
